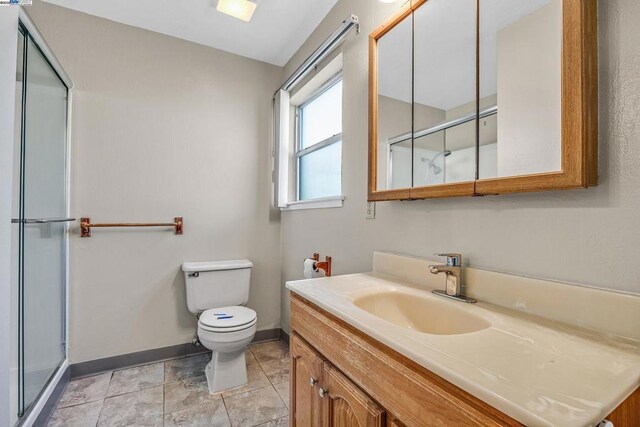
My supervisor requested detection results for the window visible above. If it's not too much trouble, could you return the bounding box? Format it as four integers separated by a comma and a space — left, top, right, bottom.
296, 75, 343, 201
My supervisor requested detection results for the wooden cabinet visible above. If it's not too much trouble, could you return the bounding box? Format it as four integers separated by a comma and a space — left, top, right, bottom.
291, 334, 324, 427
291, 334, 385, 427
386, 416, 405, 427
290, 293, 640, 426
369, 0, 598, 201
607, 388, 640, 426
291, 293, 640, 427
322, 363, 385, 427
290, 294, 520, 426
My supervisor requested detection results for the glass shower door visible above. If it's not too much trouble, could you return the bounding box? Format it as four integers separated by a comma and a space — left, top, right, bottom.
16, 27, 70, 415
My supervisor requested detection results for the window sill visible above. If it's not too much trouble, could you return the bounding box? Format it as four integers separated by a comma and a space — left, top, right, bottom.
280, 196, 344, 211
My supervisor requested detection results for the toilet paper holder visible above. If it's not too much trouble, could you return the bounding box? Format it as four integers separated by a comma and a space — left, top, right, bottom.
312, 253, 332, 277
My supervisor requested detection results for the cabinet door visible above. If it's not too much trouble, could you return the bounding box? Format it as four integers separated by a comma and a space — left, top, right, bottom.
386, 416, 405, 427
321, 363, 385, 427
291, 334, 325, 427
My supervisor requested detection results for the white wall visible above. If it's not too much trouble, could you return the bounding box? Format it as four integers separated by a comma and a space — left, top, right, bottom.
444, 143, 498, 183
381, 93, 497, 188
27, 1, 283, 363
377, 96, 446, 189
377, 96, 413, 189
280, 0, 640, 332
496, 0, 562, 177
389, 146, 413, 188
0, 7, 19, 427
394, 144, 497, 188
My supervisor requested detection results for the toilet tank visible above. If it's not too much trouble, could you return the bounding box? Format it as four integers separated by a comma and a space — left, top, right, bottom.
182, 260, 253, 314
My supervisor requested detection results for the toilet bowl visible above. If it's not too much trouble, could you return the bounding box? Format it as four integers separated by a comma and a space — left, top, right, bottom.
182, 260, 256, 394
197, 306, 257, 392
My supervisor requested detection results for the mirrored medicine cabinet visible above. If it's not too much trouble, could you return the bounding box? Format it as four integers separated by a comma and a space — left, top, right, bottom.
368, 0, 598, 201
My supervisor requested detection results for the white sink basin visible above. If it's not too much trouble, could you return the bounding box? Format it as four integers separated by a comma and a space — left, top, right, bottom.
354, 290, 491, 335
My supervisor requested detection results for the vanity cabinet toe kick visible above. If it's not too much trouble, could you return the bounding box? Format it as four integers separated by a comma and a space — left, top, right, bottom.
288, 293, 640, 427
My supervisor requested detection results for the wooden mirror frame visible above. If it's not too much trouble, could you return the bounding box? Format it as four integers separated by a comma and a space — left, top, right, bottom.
368, 0, 598, 202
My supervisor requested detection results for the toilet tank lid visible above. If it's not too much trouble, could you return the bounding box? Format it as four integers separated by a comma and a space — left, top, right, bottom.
182, 260, 253, 272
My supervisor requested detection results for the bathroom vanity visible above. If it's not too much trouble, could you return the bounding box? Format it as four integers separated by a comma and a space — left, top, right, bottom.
286, 253, 640, 426
289, 295, 518, 426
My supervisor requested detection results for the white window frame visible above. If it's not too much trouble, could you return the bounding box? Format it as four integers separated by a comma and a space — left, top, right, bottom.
293, 72, 344, 208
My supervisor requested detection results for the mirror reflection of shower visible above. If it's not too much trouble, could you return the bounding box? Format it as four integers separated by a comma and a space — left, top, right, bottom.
422, 149, 451, 184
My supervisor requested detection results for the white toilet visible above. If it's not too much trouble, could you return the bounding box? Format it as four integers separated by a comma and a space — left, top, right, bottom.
182, 260, 257, 393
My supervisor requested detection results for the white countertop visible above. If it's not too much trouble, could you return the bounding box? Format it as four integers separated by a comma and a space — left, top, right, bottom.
286, 272, 640, 427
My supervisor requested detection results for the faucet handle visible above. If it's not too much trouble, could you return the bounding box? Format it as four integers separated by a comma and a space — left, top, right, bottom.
435, 253, 462, 267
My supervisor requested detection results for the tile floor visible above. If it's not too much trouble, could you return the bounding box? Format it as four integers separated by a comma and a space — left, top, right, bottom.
48, 340, 290, 427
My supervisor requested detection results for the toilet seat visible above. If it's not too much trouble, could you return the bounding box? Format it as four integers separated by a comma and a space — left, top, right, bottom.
199, 306, 257, 333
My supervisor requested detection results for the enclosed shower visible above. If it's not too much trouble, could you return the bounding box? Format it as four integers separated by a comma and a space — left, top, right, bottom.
11, 13, 72, 423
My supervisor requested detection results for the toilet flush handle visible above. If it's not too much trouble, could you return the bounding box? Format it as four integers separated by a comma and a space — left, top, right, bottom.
188, 272, 199, 278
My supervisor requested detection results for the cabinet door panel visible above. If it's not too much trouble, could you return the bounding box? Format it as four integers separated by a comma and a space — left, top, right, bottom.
322, 363, 385, 427
291, 334, 325, 427
386, 416, 405, 427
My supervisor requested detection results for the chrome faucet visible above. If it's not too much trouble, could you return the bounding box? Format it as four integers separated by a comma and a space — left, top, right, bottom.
429, 253, 476, 303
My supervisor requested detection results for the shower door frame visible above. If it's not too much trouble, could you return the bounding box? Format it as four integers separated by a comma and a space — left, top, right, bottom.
15, 8, 73, 422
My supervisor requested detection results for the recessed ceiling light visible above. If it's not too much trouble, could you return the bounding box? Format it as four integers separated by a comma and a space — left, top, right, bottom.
216, 0, 257, 22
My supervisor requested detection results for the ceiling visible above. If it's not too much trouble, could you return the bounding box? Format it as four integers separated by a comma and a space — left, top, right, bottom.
41, 0, 339, 66
378, 0, 552, 110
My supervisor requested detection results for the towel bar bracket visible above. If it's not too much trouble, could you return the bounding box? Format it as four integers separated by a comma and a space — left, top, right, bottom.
312, 252, 332, 277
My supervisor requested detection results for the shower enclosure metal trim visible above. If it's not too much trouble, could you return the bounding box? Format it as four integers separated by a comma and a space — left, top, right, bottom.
18, 10, 73, 90
15, 9, 73, 419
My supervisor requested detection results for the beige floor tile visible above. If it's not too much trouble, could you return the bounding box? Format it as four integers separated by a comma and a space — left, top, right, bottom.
164, 397, 230, 427
165, 354, 211, 384
250, 341, 289, 364
273, 381, 289, 408
58, 372, 112, 408
222, 352, 271, 398
259, 358, 289, 384
252, 341, 290, 384
97, 385, 163, 427
164, 374, 221, 414
223, 386, 288, 427
47, 400, 103, 427
106, 362, 164, 397
50, 340, 294, 425
257, 416, 289, 427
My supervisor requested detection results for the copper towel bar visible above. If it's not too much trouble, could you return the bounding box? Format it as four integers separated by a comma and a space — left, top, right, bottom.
80, 217, 183, 237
